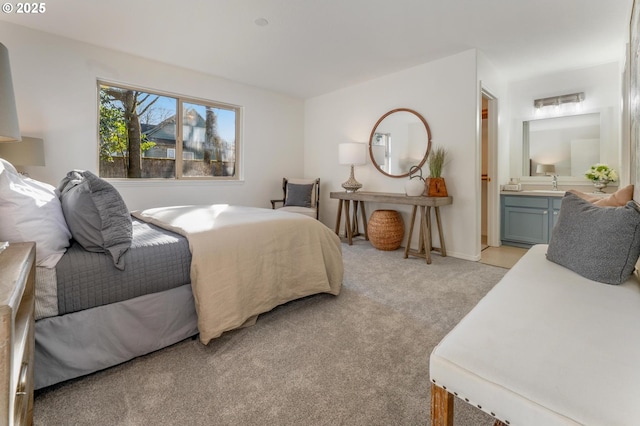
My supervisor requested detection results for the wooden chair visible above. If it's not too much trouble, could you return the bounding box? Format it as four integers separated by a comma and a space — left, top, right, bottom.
270, 178, 320, 219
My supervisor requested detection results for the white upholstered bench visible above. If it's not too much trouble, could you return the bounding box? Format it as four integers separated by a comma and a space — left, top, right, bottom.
430, 244, 640, 425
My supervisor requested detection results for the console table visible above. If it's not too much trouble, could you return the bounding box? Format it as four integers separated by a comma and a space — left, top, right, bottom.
329, 191, 453, 264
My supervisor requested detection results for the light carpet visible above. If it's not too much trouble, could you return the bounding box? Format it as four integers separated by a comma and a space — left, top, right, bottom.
34, 241, 508, 425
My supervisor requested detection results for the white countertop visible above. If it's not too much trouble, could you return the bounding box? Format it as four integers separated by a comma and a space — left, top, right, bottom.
501, 189, 565, 197
500, 189, 609, 197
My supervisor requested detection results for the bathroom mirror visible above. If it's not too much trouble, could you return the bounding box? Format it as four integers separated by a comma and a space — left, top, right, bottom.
369, 108, 431, 178
523, 112, 600, 177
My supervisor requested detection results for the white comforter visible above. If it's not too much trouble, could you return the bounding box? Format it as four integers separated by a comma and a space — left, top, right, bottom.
133, 205, 343, 344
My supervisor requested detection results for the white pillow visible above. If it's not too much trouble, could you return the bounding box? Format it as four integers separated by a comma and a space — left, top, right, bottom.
0, 159, 71, 268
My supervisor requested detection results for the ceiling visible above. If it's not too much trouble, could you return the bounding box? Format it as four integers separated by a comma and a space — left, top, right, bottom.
0, 0, 633, 99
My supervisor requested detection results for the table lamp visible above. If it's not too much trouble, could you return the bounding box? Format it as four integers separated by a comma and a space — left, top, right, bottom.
536, 164, 556, 175
339, 142, 366, 192
0, 42, 21, 255
0, 137, 45, 174
0, 42, 20, 142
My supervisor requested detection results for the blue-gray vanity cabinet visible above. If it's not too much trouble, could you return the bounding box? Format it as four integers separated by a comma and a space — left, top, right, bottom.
501, 195, 563, 248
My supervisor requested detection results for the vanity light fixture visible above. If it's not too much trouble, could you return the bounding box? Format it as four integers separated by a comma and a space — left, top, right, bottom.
534, 92, 585, 109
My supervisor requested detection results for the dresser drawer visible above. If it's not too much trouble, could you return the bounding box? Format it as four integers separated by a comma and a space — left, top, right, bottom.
502, 195, 549, 209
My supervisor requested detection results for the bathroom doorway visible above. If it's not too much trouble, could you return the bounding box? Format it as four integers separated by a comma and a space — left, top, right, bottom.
480, 88, 499, 253
481, 96, 489, 250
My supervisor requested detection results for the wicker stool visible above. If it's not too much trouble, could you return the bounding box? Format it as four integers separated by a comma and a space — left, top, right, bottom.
367, 210, 404, 251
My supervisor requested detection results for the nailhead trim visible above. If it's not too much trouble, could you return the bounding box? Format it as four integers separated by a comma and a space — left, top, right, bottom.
430, 378, 510, 426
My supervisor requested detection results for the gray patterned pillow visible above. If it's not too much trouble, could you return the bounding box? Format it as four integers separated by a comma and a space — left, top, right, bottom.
57, 170, 132, 270
546, 192, 640, 284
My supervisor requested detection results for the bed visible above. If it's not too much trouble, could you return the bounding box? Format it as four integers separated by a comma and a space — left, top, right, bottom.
0, 160, 343, 389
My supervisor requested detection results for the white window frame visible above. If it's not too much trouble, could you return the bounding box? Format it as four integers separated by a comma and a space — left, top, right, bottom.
97, 80, 242, 181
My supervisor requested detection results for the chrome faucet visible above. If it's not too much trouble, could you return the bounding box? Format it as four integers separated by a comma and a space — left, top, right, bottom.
552, 175, 558, 191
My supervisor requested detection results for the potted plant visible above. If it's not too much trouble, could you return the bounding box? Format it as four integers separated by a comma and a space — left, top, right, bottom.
585, 163, 618, 193
425, 145, 448, 197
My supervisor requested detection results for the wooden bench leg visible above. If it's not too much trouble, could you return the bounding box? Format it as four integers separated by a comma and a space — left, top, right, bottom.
431, 383, 453, 426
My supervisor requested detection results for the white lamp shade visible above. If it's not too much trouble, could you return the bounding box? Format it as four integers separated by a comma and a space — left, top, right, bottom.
0, 43, 20, 142
0, 137, 45, 166
338, 142, 366, 166
536, 164, 556, 174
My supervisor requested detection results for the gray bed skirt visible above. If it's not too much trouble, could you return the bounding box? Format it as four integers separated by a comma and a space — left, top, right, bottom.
35, 283, 198, 389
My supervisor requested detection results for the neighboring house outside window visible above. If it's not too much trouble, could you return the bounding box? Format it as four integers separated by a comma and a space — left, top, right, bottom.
98, 81, 241, 179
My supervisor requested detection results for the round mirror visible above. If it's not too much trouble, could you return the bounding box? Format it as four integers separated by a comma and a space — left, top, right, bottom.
369, 108, 431, 178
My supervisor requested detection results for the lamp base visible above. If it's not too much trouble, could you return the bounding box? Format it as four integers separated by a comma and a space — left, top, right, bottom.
342, 165, 362, 192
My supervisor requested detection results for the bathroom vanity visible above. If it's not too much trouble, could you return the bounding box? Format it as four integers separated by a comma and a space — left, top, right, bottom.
500, 191, 564, 247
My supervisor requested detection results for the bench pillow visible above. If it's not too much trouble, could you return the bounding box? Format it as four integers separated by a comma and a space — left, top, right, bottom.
568, 184, 633, 207
547, 192, 640, 284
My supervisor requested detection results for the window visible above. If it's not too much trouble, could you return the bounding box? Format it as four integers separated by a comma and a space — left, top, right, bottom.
98, 81, 240, 179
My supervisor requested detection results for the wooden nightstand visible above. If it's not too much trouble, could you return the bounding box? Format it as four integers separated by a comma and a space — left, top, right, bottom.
0, 242, 36, 426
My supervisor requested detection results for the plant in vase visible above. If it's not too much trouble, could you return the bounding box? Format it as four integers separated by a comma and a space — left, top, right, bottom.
584, 163, 617, 193
425, 145, 448, 197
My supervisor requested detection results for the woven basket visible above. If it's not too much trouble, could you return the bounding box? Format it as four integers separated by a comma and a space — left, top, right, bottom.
367, 210, 404, 251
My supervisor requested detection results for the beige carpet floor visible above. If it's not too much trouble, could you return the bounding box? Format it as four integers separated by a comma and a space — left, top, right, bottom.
34, 241, 508, 425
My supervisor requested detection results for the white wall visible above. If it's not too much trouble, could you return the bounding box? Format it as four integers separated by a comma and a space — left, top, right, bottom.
8, 18, 620, 261
305, 50, 481, 261
478, 50, 508, 249
507, 62, 622, 188
0, 21, 305, 210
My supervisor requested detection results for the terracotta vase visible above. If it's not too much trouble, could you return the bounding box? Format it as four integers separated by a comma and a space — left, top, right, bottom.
424, 177, 448, 197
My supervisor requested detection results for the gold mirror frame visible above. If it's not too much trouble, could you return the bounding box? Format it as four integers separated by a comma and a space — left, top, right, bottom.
368, 108, 432, 178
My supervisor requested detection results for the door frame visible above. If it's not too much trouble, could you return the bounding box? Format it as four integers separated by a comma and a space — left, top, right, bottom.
481, 86, 500, 248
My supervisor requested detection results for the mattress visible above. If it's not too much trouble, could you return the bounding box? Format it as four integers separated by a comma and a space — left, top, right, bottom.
55, 218, 191, 315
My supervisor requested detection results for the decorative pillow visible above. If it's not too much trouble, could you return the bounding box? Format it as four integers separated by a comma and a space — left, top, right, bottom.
0, 158, 71, 268
57, 170, 132, 270
284, 183, 314, 208
546, 192, 640, 284
568, 184, 634, 207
